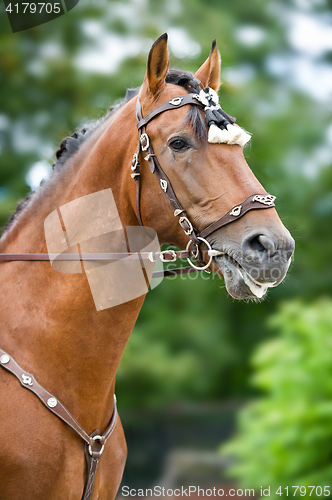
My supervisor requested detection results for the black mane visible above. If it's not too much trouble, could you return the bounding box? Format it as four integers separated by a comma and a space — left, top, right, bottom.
1, 69, 206, 236
53, 88, 138, 169
54, 69, 205, 168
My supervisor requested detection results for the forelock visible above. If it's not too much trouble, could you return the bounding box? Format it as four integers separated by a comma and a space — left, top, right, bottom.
166, 69, 207, 143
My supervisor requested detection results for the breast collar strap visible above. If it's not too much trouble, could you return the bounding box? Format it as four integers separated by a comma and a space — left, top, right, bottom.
133, 94, 276, 270
0, 348, 117, 500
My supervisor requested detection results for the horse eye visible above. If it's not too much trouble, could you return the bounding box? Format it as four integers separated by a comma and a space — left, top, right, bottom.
169, 138, 190, 151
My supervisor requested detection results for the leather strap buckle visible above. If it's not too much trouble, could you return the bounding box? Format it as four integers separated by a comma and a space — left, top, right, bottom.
179, 216, 193, 236
160, 250, 177, 262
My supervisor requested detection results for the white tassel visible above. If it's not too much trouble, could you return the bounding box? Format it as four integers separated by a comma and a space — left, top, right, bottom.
237, 129, 251, 147
226, 124, 243, 144
208, 124, 230, 143
208, 123, 251, 146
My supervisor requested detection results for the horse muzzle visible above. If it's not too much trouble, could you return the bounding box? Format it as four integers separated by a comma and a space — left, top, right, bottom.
211, 228, 295, 300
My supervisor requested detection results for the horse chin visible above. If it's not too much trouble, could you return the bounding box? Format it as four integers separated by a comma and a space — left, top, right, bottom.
214, 256, 271, 301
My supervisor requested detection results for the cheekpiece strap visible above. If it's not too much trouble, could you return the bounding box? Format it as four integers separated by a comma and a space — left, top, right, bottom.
135, 96, 202, 251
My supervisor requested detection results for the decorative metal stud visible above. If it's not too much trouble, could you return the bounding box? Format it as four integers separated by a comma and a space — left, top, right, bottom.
47, 397, 58, 408
22, 374, 33, 386
160, 179, 168, 192
144, 153, 155, 161
252, 194, 276, 206
131, 153, 139, 171
140, 133, 150, 151
230, 205, 242, 217
148, 252, 157, 263
0, 354, 10, 364
169, 97, 183, 106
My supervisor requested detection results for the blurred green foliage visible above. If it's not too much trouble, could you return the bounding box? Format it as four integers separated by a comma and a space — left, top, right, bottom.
0, 0, 332, 414
222, 299, 332, 498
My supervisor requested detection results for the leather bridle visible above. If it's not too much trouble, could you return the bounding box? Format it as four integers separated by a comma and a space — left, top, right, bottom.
0, 90, 277, 500
133, 92, 276, 272
0, 93, 276, 274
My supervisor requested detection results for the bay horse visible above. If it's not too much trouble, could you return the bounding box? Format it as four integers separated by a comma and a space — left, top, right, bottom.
0, 34, 294, 500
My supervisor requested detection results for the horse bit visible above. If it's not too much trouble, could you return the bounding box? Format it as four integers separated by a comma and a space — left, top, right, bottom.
0, 88, 276, 500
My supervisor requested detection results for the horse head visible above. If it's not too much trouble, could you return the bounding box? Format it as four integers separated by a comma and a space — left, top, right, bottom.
132, 34, 295, 300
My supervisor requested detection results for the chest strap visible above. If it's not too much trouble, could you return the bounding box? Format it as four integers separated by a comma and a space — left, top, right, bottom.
0, 348, 117, 500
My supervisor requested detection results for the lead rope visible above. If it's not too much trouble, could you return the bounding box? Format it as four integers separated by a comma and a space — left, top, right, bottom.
0, 348, 117, 500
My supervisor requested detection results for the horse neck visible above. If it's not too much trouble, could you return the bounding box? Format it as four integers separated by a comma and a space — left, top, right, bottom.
0, 98, 144, 432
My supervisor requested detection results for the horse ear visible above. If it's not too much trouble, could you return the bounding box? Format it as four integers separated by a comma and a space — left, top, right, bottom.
194, 40, 221, 91
142, 33, 169, 97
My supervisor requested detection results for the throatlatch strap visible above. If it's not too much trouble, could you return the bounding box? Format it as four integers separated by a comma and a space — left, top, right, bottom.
0, 348, 117, 500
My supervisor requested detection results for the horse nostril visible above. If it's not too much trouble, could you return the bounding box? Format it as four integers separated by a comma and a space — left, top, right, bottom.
246, 233, 276, 258
257, 234, 276, 257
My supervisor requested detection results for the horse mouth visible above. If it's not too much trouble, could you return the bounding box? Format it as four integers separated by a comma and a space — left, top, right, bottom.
213, 252, 276, 300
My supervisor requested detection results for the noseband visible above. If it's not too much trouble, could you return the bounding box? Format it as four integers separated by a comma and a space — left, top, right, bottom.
133, 92, 276, 271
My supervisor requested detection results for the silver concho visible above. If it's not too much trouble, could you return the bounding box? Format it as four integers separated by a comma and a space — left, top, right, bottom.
160, 179, 168, 192
252, 194, 276, 206
229, 205, 242, 217
131, 153, 139, 171
47, 397, 58, 408
0, 354, 10, 364
140, 133, 150, 151
169, 97, 183, 106
22, 374, 33, 386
